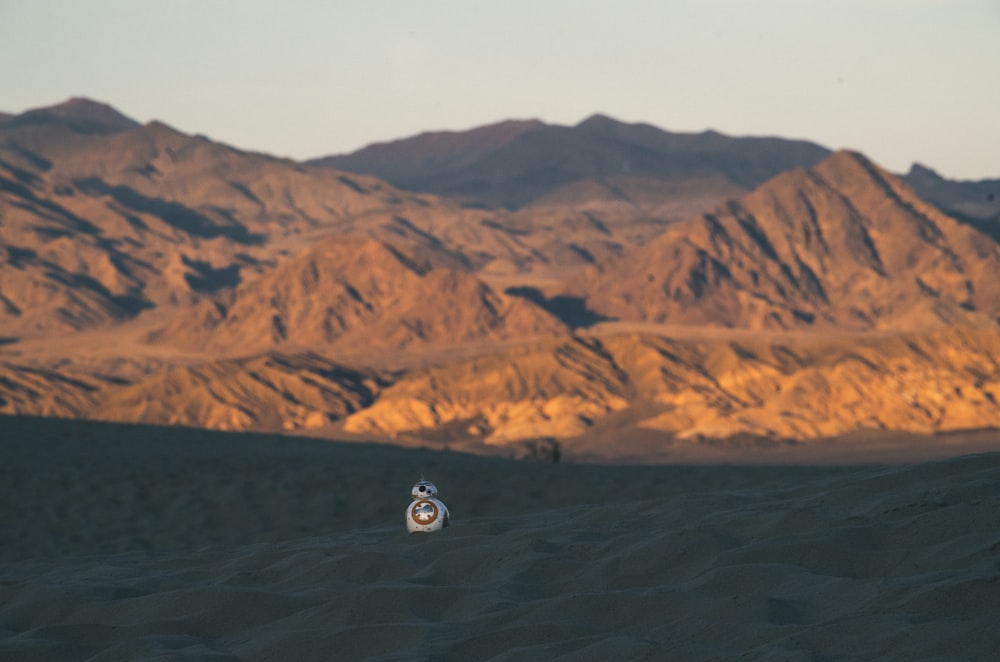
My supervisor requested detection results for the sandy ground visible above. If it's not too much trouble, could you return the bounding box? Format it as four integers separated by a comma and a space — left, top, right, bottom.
2, 415, 1000, 660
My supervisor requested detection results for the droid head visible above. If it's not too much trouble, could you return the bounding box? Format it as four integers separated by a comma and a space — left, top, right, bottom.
411, 480, 438, 499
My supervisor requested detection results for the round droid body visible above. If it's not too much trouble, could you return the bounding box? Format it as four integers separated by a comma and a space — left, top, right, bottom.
406, 480, 450, 534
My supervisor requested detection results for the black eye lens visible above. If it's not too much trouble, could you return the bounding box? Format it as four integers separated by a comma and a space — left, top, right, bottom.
419, 485, 426, 492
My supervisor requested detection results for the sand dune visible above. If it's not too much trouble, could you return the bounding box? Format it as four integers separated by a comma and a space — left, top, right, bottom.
3, 415, 999, 660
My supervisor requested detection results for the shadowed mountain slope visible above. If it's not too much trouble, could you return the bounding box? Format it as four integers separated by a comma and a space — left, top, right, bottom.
579, 151, 1000, 330
904, 164, 1000, 239
310, 119, 544, 187
311, 115, 831, 209
2, 97, 140, 135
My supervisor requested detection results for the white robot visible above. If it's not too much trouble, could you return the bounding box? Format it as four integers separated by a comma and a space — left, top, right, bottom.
406, 479, 450, 534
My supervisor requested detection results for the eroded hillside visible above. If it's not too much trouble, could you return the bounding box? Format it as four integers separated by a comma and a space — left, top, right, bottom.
5, 328, 1000, 461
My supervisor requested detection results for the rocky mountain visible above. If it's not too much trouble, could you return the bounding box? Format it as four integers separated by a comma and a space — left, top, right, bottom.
147, 235, 567, 354
310, 114, 832, 210
0, 99, 704, 344
578, 150, 1000, 330
0, 99, 446, 339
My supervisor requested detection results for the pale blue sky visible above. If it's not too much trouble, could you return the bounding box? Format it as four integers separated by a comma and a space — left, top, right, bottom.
1, 0, 997, 178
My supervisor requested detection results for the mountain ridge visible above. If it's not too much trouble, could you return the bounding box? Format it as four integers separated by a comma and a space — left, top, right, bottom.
310, 114, 832, 209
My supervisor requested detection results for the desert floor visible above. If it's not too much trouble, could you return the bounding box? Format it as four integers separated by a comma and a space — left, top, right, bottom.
2, 415, 999, 660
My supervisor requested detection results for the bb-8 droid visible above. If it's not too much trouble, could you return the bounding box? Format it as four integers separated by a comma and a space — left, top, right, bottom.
406, 479, 450, 533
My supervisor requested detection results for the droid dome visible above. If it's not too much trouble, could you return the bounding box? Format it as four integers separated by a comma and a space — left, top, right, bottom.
411, 480, 438, 499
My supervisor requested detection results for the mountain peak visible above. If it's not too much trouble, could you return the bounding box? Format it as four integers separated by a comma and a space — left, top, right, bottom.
824, 148, 873, 167
906, 162, 945, 182
809, 149, 886, 184
11, 97, 139, 134
575, 113, 623, 130
582, 149, 1000, 331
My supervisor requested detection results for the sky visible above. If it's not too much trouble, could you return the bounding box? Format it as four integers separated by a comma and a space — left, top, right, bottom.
1, 0, 998, 179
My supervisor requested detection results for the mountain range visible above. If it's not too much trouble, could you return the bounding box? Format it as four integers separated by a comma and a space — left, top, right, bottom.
309, 114, 833, 210
2, 98, 999, 460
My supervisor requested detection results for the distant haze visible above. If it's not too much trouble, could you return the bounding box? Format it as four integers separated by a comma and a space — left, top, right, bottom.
1, 0, 998, 179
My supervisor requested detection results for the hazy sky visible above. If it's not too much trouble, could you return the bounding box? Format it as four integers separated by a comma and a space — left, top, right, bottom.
1, 0, 997, 179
